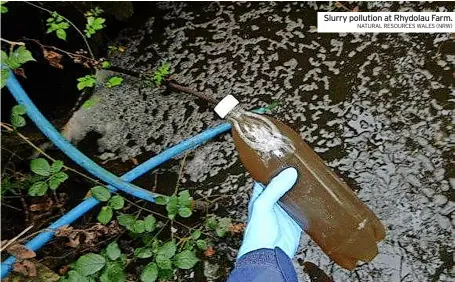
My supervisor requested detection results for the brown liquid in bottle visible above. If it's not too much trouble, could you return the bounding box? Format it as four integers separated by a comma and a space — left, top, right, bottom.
227, 107, 386, 270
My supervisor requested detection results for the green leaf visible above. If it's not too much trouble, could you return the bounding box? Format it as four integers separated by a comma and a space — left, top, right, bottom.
144, 215, 156, 232
166, 195, 178, 218
99, 262, 125, 282
82, 97, 100, 109
173, 250, 199, 270
28, 181, 48, 196
98, 206, 113, 224
48, 171, 69, 190
50, 160, 64, 173
1, 68, 9, 88
12, 46, 36, 65
191, 230, 201, 240
56, 28, 67, 40
157, 241, 176, 259
30, 158, 51, 176
155, 254, 172, 270
10, 114, 25, 128
196, 239, 208, 251
205, 217, 217, 230
132, 220, 145, 233
106, 76, 123, 88
140, 263, 158, 282
101, 61, 111, 69
106, 241, 121, 260
1, 50, 8, 65
108, 195, 124, 210
177, 190, 192, 206
12, 104, 26, 115
158, 268, 173, 280
75, 253, 106, 276
77, 75, 96, 90
117, 214, 135, 228
91, 186, 111, 202
134, 247, 153, 259
1, 3, 8, 14
65, 270, 90, 282
154, 195, 168, 205
178, 207, 192, 218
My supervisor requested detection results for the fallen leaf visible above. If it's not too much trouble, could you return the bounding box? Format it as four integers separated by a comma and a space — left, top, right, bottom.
131, 158, 139, 165
29, 198, 53, 212
352, 6, 360, 12
229, 223, 245, 234
204, 246, 215, 257
13, 68, 26, 78
13, 260, 37, 277
59, 265, 71, 276
43, 50, 63, 69
66, 234, 80, 248
7, 244, 36, 259
118, 46, 127, 53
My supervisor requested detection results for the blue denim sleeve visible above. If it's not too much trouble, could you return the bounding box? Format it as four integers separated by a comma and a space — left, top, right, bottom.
227, 247, 298, 282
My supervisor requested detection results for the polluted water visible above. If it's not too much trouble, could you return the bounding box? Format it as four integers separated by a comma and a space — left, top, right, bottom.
215, 95, 386, 270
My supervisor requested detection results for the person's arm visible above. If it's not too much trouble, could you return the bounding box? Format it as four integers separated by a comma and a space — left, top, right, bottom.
228, 248, 298, 282
227, 168, 302, 282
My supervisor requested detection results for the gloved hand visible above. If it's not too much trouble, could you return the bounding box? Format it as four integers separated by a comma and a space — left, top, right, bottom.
237, 168, 302, 259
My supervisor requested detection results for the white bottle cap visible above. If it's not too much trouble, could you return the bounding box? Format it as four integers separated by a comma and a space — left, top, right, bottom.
214, 95, 239, 118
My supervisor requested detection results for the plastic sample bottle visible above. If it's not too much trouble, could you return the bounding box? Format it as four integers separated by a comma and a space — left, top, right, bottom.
214, 95, 386, 270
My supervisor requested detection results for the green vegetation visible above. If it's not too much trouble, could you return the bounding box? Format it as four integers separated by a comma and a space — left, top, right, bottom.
46, 12, 70, 40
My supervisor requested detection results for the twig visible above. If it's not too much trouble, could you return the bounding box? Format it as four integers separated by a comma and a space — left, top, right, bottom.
165, 80, 219, 105
0, 224, 34, 252
23, 38, 97, 66
174, 152, 188, 194
23, 1, 95, 59
0, 38, 25, 46
20, 191, 30, 223
1, 202, 22, 211
1, 123, 102, 185
123, 197, 215, 239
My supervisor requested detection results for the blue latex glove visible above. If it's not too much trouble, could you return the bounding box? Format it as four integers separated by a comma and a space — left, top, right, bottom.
237, 168, 302, 259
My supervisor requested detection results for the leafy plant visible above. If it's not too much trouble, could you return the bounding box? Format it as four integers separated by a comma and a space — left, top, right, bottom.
28, 158, 68, 196
206, 216, 232, 237
106, 76, 123, 88
10, 104, 26, 128
91, 186, 126, 225
101, 61, 111, 69
153, 63, 171, 86
1, 1, 8, 13
46, 12, 70, 40
77, 74, 96, 90
1, 46, 36, 88
155, 190, 193, 220
84, 7, 105, 38
61, 242, 127, 282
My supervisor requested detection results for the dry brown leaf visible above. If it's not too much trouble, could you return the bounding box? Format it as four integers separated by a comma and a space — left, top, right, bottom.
66, 234, 80, 248
131, 157, 139, 165
352, 6, 360, 12
13, 68, 26, 78
13, 260, 37, 277
29, 198, 53, 212
229, 223, 245, 234
7, 244, 36, 259
118, 46, 127, 53
43, 50, 63, 69
55, 225, 73, 237
204, 246, 215, 257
